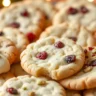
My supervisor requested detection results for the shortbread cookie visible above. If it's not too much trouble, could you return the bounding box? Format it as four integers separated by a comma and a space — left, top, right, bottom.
0, 3, 45, 42
10, 63, 28, 76
0, 72, 14, 87
83, 89, 96, 96
0, 37, 18, 74
24, 0, 56, 26
20, 36, 85, 80
0, 27, 29, 62
0, 75, 66, 96
53, 1, 96, 32
40, 22, 96, 47
66, 90, 81, 96
60, 47, 96, 90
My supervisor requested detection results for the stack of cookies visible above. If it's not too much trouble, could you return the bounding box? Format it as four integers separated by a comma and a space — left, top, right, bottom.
0, 0, 96, 95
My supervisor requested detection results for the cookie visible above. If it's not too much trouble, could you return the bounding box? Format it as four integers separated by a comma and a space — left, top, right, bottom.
20, 36, 85, 80
40, 22, 96, 47
66, 89, 81, 96
0, 37, 18, 74
0, 2, 45, 42
60, 47, 96, 90
0, 75, 66, 96
10, 63, 28, 76
53, 1, 96, 32
0, 27, 29, 62
83, 89, 96, 96
24, 0, 57, 26
0, 72, 14, 87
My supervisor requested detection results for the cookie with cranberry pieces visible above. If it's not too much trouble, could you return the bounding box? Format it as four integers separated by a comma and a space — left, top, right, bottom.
0, 27, 29, 62
40, 22, 96, 47
60, 47, 96, 90
0, 37, 18, 74
20, 36, 85, 80
0, 75, 66, 96
10, 62, 28, 76
53, 1, 96, 32
0, 2, 45, 42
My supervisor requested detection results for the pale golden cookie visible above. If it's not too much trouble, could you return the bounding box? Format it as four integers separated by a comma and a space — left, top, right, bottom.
10, 63, 28, 76
0, 2, 45, 42
60, 47, 96, 90
0, 75, 66, 96
53, 1, 96, 32
40, 22, 96, 47
20, 36, 85, 80
0, 27, 29, 62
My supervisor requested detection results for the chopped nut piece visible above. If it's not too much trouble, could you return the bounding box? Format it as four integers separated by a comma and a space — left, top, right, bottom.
37, 80, 46, 86
28, 92, 35, 96
83, 66, 93, 73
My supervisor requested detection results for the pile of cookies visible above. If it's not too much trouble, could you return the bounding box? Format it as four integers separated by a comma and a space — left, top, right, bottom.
0, 0, 96, 95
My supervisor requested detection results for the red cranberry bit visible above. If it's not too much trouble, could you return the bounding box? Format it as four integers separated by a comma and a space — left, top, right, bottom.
26, 32, 36, 43
68, 37, 77, 42
89, 60, 96, 66
84, 49, 87, 54
80, 6, 89, 14
36, 51, 48, 60
0, 31, 4, 36
67, 7, 78, 15
88, 47, 94, 51
9, 22, 20, 28
21, 10, 30, 17
54, 41, 64, 48
65, 55, 76, 64
6, 88, 18, 95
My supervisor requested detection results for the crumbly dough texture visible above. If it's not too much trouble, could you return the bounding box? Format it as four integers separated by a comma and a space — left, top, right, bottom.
83, 88, 96, 96
10, 63, 28, 76
53, 1, 96, 32
20, 36, 85, 80
60, 47, 96, 90
0, 72, 14, 87
0, 75, 66, 96
40, 22, 96, 47
0, 2, 45, 37
0, 27, 29, 62
0, 37, 18, 74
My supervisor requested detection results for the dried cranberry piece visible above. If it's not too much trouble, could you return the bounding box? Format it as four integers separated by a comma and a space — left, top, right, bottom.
88, 47, 94, 51
68, 37, 77, 42
80, 6, 89, 14
36, 51, 48, 60
26, 32, 36, 43
89, 60, 96, 66
84, 49, 87, 54
21, 10, 30, 17
6, 87, 18, 94
67, 7, 78, 15
9, 22, 20, 28
54, 41, 64, 48
65, 55, 76, 64
0, 31, 4, 36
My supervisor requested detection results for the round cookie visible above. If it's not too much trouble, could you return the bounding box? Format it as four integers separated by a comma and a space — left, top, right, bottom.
24, 0, 57, 26
0, 75, 66, 96
0, 37, 18, 74
83, 89, 96, 96
66, 90, 81, 96
0, 2, 45, 42
10, 63, 29, 76
53, 1, 96, 32
40, 22, 96, 47
0, 27, 29, 62
60, 47, 96, 90
0, 72, 14, 87
20, 36, 85, 80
